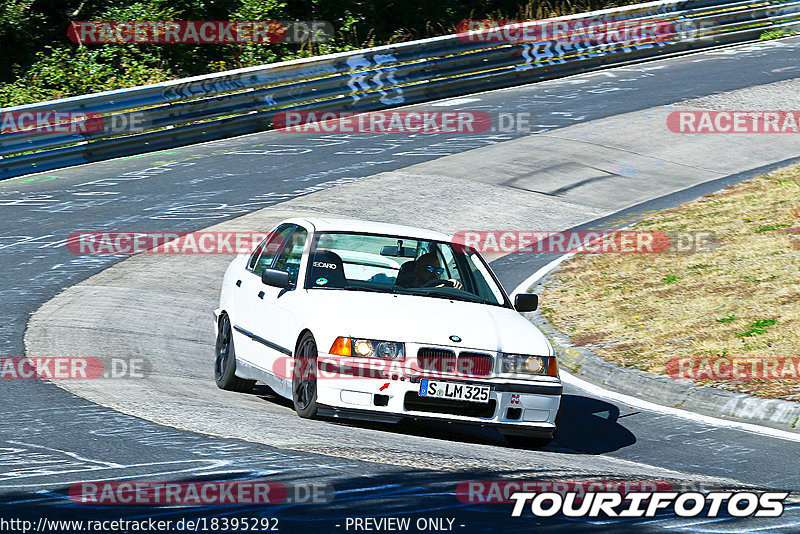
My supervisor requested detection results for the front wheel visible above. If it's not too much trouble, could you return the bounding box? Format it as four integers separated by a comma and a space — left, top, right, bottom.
214, 314, 255, 393
292, 332, 319, 418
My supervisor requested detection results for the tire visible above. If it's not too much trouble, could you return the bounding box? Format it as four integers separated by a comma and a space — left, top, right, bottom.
214, 314, 255, 393
292, 332, 319, 418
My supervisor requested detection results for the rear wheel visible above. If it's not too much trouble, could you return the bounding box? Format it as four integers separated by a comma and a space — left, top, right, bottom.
214, 314, 255, 392
292, 332, 319, 418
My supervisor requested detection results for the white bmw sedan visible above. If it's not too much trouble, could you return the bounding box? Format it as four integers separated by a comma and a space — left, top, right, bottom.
214, 217, 562, 445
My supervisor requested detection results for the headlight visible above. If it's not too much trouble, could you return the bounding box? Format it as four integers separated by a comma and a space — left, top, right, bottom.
329, 337, 405, 360
500, 354, 557, 376
354, 339, 405, 360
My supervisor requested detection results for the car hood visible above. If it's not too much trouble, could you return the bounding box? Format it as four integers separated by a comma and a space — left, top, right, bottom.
303, 289, 551, 355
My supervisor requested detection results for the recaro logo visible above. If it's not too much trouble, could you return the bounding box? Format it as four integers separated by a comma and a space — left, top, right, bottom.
313, 262, 337, 269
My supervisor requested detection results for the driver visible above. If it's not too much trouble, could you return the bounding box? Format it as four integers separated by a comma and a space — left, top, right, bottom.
404, 252, 463, 289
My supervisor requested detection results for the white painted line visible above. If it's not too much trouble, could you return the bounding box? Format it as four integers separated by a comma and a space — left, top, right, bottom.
511, 255, 800, 443
0, 459, 230, 488
7, 440, 124, 468
509, 252, 575, 297
560, 371, 800, 443
429, 97, 482, 107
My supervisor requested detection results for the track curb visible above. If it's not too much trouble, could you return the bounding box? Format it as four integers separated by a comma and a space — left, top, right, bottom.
524, 269, 800, 433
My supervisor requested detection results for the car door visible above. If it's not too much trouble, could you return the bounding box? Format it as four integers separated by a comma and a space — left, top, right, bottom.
233, 223, 295, 367
239, 224, 309, 392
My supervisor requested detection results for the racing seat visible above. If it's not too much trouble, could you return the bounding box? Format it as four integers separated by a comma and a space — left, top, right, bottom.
395, 259, 417, 288
309, 250, 346, 288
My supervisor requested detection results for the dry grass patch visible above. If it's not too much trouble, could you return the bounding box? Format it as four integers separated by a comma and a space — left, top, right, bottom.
540, 165, 800, 401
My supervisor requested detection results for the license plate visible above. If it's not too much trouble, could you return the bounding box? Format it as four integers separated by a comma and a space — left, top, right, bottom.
418, 379, 490, 403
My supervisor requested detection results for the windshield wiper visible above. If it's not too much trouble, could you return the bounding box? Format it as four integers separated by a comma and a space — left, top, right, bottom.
414, 289, 486, 304
340, 286, 394, 294
389, 286, 415, 295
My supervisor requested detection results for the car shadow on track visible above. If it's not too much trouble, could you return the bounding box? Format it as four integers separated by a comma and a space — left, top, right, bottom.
251, 387, 636, 454
549, 395, 636, 454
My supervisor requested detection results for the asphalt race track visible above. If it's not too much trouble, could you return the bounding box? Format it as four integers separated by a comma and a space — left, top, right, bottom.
3, 38, 800, 532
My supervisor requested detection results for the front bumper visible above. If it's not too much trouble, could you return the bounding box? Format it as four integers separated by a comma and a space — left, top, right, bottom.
313, 352, 562, 436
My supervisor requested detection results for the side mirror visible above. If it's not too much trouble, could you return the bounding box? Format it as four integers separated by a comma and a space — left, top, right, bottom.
262, 267, 291, 288
514, 293, 538, 312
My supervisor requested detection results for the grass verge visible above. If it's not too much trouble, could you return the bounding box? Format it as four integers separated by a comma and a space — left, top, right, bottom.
540, 164, 800, 401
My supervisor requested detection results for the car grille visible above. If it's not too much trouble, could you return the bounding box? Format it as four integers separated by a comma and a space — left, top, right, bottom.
417, 348, 456, 373
404, 392, 496, 418
417, 348, 494, 376
457, 352, 493, 376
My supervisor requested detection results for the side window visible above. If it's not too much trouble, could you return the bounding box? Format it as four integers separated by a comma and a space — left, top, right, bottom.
469, 253, 504, 305
248, 224, 295, 274
274, 227, 308, 285
439, 245, 462, 283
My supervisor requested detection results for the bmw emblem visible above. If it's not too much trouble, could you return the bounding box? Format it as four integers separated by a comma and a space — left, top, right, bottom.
449, 335, 461, 343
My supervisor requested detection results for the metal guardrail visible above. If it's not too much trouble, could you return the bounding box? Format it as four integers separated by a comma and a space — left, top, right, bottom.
2, 0, 800, 179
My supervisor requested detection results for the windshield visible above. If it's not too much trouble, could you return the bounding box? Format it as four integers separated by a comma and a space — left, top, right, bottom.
305, 232, 510, 307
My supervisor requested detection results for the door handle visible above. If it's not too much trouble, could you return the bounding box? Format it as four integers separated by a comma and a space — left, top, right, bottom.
236, 280, 242, 287
257, 291, 265, 299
